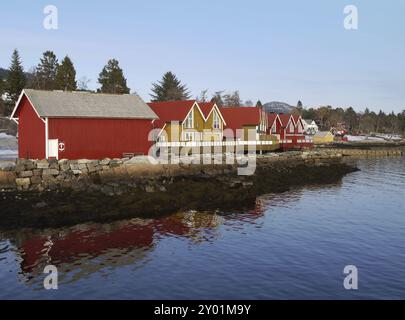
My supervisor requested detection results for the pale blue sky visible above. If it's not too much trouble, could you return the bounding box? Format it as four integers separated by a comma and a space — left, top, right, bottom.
1, 0, 404, 112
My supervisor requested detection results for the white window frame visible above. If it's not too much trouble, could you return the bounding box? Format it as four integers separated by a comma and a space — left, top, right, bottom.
213, 111, 220, 129
184, 109, 194, 129
184, 132, 195, 142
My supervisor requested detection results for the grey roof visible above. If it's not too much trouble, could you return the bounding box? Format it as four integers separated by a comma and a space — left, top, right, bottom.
22, 89, 158, 119
304, 119, 315, 125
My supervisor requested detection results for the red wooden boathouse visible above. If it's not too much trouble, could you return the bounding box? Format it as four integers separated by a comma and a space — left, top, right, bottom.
10, 89, 158, 160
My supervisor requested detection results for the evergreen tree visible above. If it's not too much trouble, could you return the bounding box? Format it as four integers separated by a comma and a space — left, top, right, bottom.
297, 100, 303, 108
33, 51, 59, 90
150, 71, 190, 102
55, 56, 77, 91
98, 59, 130, 94
256, 100, 263, 108
223, 91, 241, 107
211, 91, 224, 107
6, 49, 26, 102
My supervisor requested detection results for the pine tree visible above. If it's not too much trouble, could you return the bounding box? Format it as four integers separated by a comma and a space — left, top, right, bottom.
33, 51, 59, 90
98, 59, 130, 94
150, 71, 190, 102
256, 100, 263, 108
297, 100, 303, 109
55, 56, 77, 91
6, 49, 26, 102
211, 91, 224, 107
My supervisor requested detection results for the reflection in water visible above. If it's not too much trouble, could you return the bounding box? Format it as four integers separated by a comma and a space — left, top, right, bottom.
0, 187, 315, 287
2, 157, 404, 299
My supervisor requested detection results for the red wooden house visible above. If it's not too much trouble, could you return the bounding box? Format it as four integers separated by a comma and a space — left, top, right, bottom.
267, 113, 312, 150
10, 89, 158, 160
220, 107, 268, 140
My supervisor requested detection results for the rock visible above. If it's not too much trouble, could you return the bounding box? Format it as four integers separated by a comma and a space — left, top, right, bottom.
78, 163, 88, 170
59, 161, 70, 172
100, 158, 111, 166
33, 201, 47, 209
70, 163, 80, 170
25, 160, 36, 170
30, 176, 42, 185
78, 159, 91, 164
37, 160, 50, 169
87, 165, 99, 173
109, 160, 121, 168
15, 163, 26, 173
33, 169, 42, 176
145, 184, 155, 193
43, 169, 59, 176
16, 178, 30, 187
124, 156, 154, 165
19, 171, 33, 178
72, 169, 82, 175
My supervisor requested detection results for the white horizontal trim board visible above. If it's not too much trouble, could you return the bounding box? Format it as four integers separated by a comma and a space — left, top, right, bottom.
155, 140, 275, 148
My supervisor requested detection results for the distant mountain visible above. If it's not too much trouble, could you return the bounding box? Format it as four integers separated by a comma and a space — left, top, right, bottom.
263, 101, 294, 114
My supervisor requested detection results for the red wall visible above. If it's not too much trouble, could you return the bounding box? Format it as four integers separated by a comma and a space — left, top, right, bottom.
15, 96, 46, 159
48, 118, 154, 159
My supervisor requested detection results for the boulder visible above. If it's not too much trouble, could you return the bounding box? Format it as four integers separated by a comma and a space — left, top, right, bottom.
15, 177, 30, 187
19, 171, 33, 178
37, 160, 50, 169
43, 169, 59, 176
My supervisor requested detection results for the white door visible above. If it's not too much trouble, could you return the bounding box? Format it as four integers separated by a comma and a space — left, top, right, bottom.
48, 139, 59, 159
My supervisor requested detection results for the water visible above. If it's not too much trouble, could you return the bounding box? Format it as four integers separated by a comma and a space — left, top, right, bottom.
0, 157, 404, 299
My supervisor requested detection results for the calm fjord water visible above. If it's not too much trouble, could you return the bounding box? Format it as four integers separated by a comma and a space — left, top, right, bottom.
0, 157, 404, 299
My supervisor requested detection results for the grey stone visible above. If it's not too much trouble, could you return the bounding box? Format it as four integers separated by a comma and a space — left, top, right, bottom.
100, 158, 111, 166
78, 163, 88, 170
78, 159, 91, 164
30, 176, 42, 185
15, 163, 26, 172
43, 169, 59, 176
19, 171, 33, 178
37, 160, 50, 169
70, 163, 80, 170
33, 169, 42, 176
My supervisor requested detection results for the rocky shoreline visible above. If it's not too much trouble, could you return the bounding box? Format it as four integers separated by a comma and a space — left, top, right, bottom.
0, 151, 360, 229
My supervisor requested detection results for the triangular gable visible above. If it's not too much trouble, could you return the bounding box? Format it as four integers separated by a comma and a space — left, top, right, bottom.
10, 90, 45, 123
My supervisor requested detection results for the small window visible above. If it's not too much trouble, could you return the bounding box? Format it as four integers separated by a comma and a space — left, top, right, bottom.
289, 121, 294, 133
184, 132, 194, 141
185, 110, 193, 129
213, 111, 220, 129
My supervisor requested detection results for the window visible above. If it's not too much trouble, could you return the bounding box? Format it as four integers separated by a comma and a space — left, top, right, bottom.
289, 121, 294, 133
213, 111, 220, 129
185, 110, 193, 129
271, 123, 277, 134
184, 132, 194, 141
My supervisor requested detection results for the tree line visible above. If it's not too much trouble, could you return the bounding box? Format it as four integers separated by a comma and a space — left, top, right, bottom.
296, 104, 405, 135
1, 49, 404, 135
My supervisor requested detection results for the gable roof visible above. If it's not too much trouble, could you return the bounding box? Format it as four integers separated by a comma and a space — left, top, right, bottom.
220, 107, 262, 132
198, 102, 216, 118
147, 100, 199, 129
267, 113, 281, 127
278, 114, 293, 127
11, 89, 158, 120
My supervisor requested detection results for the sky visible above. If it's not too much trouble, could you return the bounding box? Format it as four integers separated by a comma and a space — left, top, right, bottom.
1, 0, 404, 113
